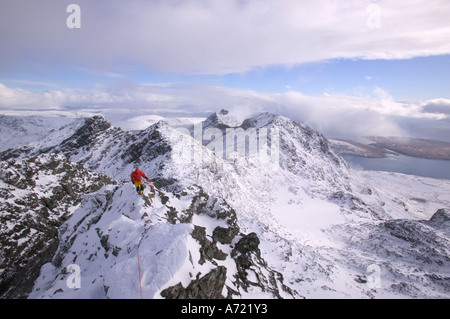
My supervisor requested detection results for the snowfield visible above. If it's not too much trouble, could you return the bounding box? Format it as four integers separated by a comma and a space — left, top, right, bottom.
29, 184, 195, 299
1, 111, 449, 299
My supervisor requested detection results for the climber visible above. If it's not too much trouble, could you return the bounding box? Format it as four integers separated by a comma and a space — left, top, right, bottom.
131, 168, 154, 195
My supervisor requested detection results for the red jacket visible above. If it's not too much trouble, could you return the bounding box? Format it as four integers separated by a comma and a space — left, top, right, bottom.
131, 168, 148, 183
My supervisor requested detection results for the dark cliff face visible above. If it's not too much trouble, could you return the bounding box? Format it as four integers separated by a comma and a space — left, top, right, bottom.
0, 154, 115, 298
59, 116, 112, 153
427, 208, 450, 229
122, 124, 172, 166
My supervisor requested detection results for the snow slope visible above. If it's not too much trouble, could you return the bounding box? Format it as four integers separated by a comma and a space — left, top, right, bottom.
0, 115, 76, 152
29, 184, 194, 299
29, 181, 296, 299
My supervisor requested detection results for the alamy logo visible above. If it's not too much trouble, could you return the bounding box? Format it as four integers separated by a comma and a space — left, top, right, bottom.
171, 123, 280, 172
366, 3, 381, 29
66, 264, 81, 289
366, 264, 381, 289
66, 4, 81, 29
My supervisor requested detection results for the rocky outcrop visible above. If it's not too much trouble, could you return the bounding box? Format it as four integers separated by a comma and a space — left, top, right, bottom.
158, 188, 298, 299
191, 225, 227, 264
161, 266, 227, 299
427, 208, 450, 229
0, 154, 115, 298
230, 233, 300, 299
58, 116, 112, 153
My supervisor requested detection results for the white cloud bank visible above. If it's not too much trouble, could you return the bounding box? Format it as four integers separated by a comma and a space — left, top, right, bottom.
1, 82, 447, 139
1, 0, 450, 74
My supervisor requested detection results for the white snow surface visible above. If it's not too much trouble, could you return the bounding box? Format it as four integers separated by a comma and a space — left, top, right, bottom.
29, 184, 194, 299
2, 111, 449, 299
0, 115, 76, 152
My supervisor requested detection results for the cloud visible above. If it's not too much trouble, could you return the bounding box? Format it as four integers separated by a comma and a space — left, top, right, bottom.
422, 98, 450, 116
1, 1, 448, 140
1, 82, 446, 139
1, 0, 450, 75
268, 89, 447, 138
0, 83, 61, 109
369, 87, 446, 119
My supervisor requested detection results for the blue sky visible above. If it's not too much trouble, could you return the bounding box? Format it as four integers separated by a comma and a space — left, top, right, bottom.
3, 54, 449, 101
1, 0, 450, 139
212, 55, 450, 100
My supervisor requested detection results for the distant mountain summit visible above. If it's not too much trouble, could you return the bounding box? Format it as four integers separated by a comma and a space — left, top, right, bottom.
202, 109, 242, 128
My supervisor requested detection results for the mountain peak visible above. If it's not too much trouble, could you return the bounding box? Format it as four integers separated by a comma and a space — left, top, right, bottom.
59, 115, 112, 151
204, 109, 242, 128
81, 115, 112, 132
241, 111, 281, 129
428, 208, 450, 229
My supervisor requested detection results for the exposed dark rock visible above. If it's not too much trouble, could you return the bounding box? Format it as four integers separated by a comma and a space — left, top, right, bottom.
427, 208, 450, 229
230, 232, 299, 299
0, 154, 116, 299
191, 225, 227, 264
59, 116, 111, 153
161, 266, 227, 299
212, 226, 239, 245
233, 232, 260, 255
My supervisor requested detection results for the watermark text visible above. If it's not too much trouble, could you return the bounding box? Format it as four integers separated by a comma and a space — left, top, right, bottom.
66, 264, 81, 289
66, 4, 81, 29
171, 123, 280, 172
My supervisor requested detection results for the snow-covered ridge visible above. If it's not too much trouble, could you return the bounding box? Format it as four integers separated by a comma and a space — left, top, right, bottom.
29, 182, 296, 299
0, 115, 76, 152
0, 111, 449, 298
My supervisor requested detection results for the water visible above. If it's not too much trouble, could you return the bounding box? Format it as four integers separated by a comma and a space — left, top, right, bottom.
342, 154, 450, 180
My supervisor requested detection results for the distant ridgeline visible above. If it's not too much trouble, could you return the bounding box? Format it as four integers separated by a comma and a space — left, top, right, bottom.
330, 136, 450, 160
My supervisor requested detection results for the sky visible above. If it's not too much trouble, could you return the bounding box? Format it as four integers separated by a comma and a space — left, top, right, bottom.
1, 0, 450, 140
